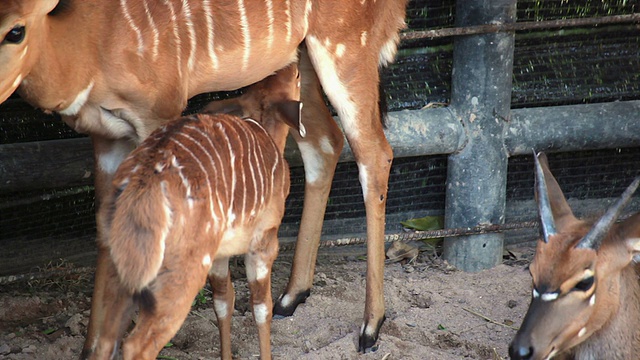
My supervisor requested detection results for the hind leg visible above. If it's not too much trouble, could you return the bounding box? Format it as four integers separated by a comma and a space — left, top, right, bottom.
305, 36, 393, 352
246, 228, 280, 360
209, 257, 235, 360
122, 263, 209, 360
273, 46, 344, 317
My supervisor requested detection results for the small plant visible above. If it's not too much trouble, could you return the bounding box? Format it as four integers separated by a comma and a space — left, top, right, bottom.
192, 288, 207, 307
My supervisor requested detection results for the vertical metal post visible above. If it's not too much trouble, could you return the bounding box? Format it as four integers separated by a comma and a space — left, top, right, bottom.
443, 0, 516, 271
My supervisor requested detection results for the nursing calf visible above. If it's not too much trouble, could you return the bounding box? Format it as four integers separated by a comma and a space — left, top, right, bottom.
89, 65, 303, 360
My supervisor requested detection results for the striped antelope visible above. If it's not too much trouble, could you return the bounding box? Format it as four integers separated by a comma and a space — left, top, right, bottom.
0, 0, 408, 354
509, 152, 640, 360
92, 64, 303, 360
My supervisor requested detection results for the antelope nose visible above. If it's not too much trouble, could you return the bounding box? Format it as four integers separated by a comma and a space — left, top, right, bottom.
508, 344, 534, 360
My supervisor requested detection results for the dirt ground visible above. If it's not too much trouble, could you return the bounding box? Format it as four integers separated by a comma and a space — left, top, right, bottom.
0, 243, 535, 360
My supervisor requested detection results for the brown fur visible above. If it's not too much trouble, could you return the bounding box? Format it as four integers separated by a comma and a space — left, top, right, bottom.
0, 0, 409, 354
510, 153, 640, 360
91, 65, 301, 360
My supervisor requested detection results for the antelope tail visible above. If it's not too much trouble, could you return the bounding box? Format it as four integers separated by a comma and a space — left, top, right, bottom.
108, 179, 172, 306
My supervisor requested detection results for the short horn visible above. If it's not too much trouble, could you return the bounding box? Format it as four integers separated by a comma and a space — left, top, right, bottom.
534, 151, 556, 243
576, 176, 640, 250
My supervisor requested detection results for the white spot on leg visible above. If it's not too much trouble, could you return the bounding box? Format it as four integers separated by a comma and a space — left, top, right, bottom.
589, 294, 596, 306
253, 303, 269, 325
202, 254, 212, 267
297, 142, 325, 184
365, 323, 377, 337
319, 136, 335, 155
357, 163, 369, 201
279, 294, 292, 308
360, 31, 368, 46
532, 288, 540, 299
541, 292, 559, 302
214, 299, 228, 318
335, 43, 346, 58
255, 260, 268, 281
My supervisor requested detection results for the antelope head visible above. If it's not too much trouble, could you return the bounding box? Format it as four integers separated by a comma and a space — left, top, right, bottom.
203, 63, 305, 152
0, 0, 59, 103
509, 152, 640, 360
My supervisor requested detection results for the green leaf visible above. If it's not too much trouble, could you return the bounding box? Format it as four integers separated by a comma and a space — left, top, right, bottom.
43, 328, 57, 335
164, 342, 174, 348
401, 216, 444, 231
437, 324, 447, 331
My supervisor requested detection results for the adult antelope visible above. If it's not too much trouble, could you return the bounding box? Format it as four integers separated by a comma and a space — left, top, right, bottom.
509, 152, 640, 360
0, 0, 408, 354
93, 64, 302, 360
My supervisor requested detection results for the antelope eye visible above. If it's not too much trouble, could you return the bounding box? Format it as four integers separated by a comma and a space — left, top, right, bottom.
3, 25, 26, 44
574, 276, 595, 292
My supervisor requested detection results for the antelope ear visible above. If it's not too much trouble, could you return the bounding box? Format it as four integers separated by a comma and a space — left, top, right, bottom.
276, 101, 305, 138
44, 0, 61, 14
535, 152, 576, 231
201, 98, 244, 118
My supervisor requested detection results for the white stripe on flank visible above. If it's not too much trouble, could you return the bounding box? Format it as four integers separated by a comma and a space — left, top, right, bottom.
203, 0, 219, 70
237, 124, 259, 217
303, 0, 312, 35
176, 132, 225, 221
182, 0, 197, 71
158, 181, 173, 277
59, 81, 94, 116
184, 125, 228, 202
238, 0, 251, 71
245, 119, 271, 204
170, 138, 218, 223
284, 0, 292, 43
163, 0, 183, 79
142, 0, 159, 60
120, 0, 144, 55
217, 124, 238, 227
265, 0, 274, 50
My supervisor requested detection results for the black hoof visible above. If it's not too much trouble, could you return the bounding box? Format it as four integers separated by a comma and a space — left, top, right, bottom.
272, 289, 310, 318
358, 315, 386, 353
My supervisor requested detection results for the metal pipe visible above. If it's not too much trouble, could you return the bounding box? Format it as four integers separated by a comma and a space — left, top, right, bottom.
400, 13, 640, 41
442, 0, 516, 272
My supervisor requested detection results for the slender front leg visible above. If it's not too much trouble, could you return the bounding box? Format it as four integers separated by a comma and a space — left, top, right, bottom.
209, 257, 235, 360
274, 47, 344, 317
246, 229, 280, 360
82, 136, 135, 359
305, 37, 392, 352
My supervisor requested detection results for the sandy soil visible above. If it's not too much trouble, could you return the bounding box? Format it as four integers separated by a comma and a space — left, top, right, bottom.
0, 244, 534, 360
